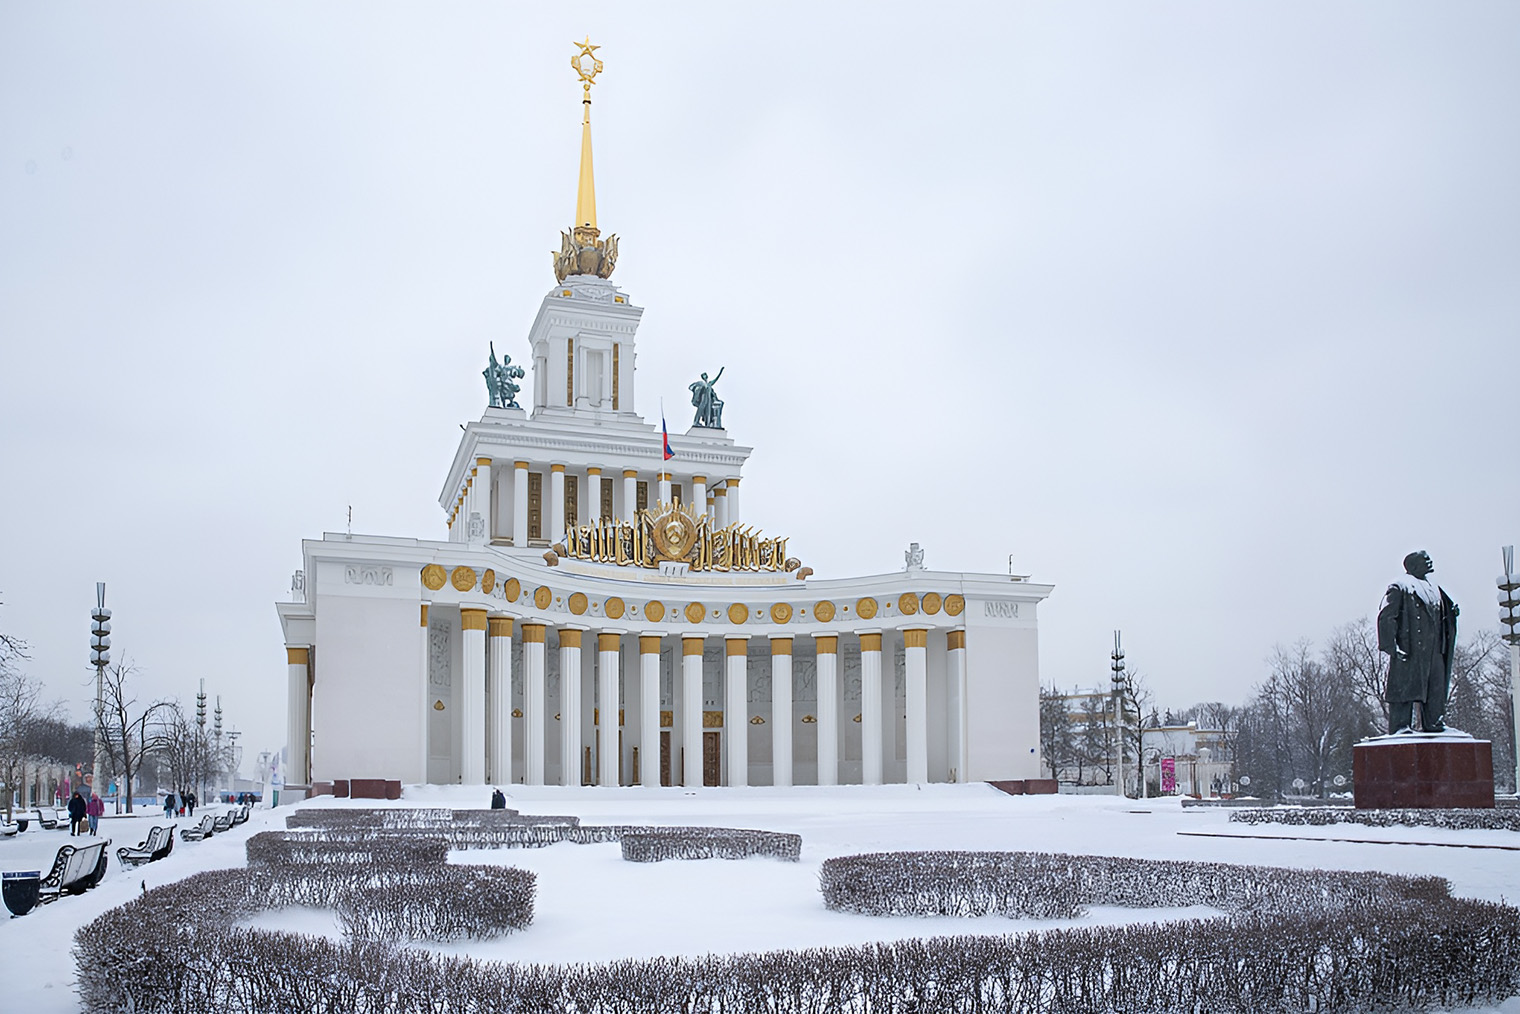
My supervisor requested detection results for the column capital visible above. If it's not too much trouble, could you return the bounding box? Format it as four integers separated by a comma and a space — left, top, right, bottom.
551, 463, 566, 474
597, 632, 621, 652
727, 477, 740, 488
487, 616, 514, 638
713, 485, 728, 496
681, 636, 706, 656
901, 628, 928, 648
286, 646, 310, 665
815, 635, 838, 655
623, 468, 638, 479
515, 460, 530, 470
770, 636, 793, 655
725, 637, 749, 656
460, 608, 488, 631
858, 632, 883, 652
692, 474, 707, 484
521, 623, 547, 643
419, 604, 429, 627
639, 635, 662, 654
558, 628, 583, 649
588, 466, 602, 477
476, 456, 492, 467
947, 629, 966, 651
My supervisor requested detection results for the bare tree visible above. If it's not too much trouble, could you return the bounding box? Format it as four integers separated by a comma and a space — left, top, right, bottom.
0, 668, 62, 818
1324, 617, 1387, 730
155, 701, 225, 801
94, 659, 173, 813
1115, 669, 1153, 797
1039, 685, 1073, 780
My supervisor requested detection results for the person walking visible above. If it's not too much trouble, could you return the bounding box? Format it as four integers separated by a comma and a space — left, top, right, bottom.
185, 790, 196, 817
67, 791, 87, 836
163, 790, 176, 819
86, 792, 104, 836
490, 788, 507, 809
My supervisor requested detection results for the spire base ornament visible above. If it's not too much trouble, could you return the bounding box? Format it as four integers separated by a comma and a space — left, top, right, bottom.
554, 224, 619, 282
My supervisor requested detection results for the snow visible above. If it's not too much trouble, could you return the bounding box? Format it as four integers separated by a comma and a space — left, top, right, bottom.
4, 787, 1520, 1013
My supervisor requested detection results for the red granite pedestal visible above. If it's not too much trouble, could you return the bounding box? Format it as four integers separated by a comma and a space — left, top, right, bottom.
1352, 737, 1494, 809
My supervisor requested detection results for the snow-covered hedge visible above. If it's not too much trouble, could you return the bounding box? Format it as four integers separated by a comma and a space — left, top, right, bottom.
245, 830, 450, 866
285, 807, 457, 828
1230, 806, 1520, 832
819, 850, 1448, 919
621, 827, 802, 862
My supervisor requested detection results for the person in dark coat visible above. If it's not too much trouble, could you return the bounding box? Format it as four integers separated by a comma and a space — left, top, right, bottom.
490, 788, 507, 809
163, 791, 176, 819
1377, 550, 1460, 733
185, 790, 196, 817
67, 791, 87, 836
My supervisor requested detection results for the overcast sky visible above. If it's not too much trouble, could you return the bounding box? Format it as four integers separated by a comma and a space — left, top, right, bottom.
3, 3, 1518, 766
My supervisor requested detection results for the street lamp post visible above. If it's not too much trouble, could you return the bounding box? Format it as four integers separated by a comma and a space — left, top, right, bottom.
89, 583, 112, 812
1111, 631, 1126, 797
1499, 546, 1520, 796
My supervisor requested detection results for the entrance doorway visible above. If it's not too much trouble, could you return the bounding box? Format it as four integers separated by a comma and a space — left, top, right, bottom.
703, 731, 721, 787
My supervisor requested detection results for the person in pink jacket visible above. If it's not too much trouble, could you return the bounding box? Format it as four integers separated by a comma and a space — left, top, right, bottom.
86, 792, 104, 836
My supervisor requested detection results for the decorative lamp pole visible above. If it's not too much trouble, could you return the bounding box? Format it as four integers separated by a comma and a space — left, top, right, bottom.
1499, 546, 1520, 796
89, 583, 111, 811
1111, 630, 1126, 797
196, 678, 208, 803
213, 697, 224, 801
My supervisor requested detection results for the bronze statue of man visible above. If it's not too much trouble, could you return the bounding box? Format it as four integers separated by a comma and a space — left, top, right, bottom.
1376, 550, 1459, 734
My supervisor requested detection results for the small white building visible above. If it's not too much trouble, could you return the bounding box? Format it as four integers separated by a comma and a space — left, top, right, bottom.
275, 49, 1052, 791
1141, 722, 1234, 797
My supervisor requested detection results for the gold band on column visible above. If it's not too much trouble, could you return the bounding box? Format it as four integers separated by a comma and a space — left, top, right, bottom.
522, 623, 547, 643
725, 638, 748, 656
623, 469, 638, 479
476, 457, 492, 467
419, 604, 429, 627
588, 467, 601, 477
559, 629, 582, 649
903, 628, 928, 649
859, 632, 882, 652
461, 609, 488, 631
286, 647, 310, 665
639, 635, 661, 654
551, 464, 566, 474
598, 632, 621, 652
770, 637, 793, 655
488, 617, 514, 638
682, 637, 705, 656
815, 635, 838, 655
515, 460, 530, 470
947, 630, 966, 651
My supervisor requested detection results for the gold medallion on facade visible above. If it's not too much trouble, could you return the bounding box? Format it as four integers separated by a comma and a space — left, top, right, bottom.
685, 601, 706, 624
569, 592, 589, 615
897, 592, 919, 615
814, 600, 836, 623
533, 585, 553, 610
644, 600, 666, 622
921, 591, 942, 615
450, 566, 477, 592
421, 564, 446, 591
856, 597, 879, 620
771, 602, 794, 624
481, 569, 496, 595
604, 596, 625, 620
945, 594, 965, 616
728, 603, 749, 625
504, 578, 521, 602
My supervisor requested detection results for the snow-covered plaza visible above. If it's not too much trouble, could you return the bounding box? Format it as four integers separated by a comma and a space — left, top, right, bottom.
3, 785, 1519, 1012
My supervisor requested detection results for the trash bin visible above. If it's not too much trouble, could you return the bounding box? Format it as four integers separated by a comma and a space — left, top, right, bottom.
3, 871, 41, 918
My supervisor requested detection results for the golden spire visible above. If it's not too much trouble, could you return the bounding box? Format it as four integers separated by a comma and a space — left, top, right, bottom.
572, 37, 603, 231
553, 38, 619, 283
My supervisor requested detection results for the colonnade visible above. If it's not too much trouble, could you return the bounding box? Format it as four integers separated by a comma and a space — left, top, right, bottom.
434, 621, 966, 788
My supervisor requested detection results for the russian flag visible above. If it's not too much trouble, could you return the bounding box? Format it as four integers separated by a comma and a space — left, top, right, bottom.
662, 415, 675, 460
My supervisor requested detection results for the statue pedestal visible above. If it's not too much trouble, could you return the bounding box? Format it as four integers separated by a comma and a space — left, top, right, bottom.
1352, 735, 1494, 809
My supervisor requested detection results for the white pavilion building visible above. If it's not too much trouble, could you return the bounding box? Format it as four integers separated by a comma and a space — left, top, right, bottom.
275, 44, 1052, 792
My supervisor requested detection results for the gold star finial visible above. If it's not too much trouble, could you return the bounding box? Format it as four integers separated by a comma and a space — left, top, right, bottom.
572, 37, 603, 92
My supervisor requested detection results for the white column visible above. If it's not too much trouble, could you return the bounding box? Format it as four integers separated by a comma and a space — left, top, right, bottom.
640, 636, 660, 787
560, 629, 583, 786
550, 464, 566, 546
714, 484, 728, 528
418, 604, 431, 783
622, 469, 638, 520
471, 458, 492, 543
460, 609, 488, 785
904, 628, 928, 784
691, 475, 707, 516
285, 647, 310, 785
726, 478, 741, 524
816, 635, 839, 786
860, 632, 883, 786
658, 470, 672, 506
597, 632, 621, 786
513, 461, 529, 546
523, 624, 546, 785
706, 491, 716, 521
682, 636, 704, 787
725, 637, 748, 787
771, 637, 793, 788
949, 629, 968, 782
588, 467, 603, 523
488, 617, 513, 786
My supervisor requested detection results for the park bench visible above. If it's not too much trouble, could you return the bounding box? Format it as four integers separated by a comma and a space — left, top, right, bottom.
180, 814, 216, 842
37, 839, 109, 904
31, 808, 60, 831
1, 818, 16, 836
212, 809, 237, 833
117, 825, 175, 869
230, 803, 250, 825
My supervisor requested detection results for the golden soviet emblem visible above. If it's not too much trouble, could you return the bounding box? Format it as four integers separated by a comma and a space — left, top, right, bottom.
571, 36, 603, 86
650, 506, 699, 562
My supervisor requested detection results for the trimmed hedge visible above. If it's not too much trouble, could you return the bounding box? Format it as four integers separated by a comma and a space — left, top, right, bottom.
285, 807, 456, 828
1230, 806, 1520, 832
245, 830, 449, 866
621, 827, 802, 862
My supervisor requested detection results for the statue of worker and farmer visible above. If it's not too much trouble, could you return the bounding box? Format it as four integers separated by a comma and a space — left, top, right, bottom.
482, 343, 525, 409
1377, 550, 1459, 735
